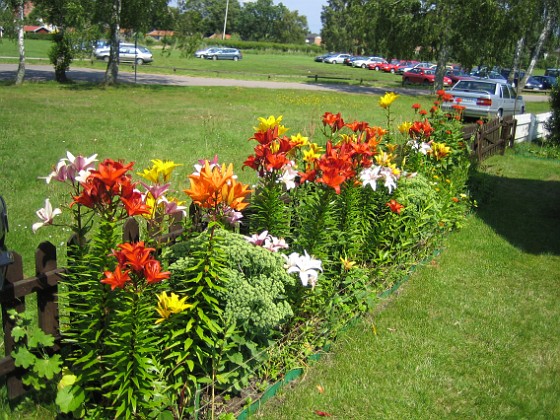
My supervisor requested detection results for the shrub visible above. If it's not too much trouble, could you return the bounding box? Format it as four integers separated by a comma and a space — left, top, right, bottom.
545, 82, 560, 146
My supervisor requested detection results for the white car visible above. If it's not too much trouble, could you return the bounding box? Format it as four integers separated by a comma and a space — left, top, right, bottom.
323, 53, 352, 64
441, 79, 525, 119
352, 56, 386, 69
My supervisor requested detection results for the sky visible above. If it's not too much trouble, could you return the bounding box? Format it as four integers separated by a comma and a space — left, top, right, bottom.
273, 0, 327, 34
169, 1, 327, 34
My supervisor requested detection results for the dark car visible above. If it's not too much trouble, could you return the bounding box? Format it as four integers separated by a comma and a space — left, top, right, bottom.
530, 75, 556, 89
205, 48, 242, 61
314, 53, 334, 62
523, 76, 545, 90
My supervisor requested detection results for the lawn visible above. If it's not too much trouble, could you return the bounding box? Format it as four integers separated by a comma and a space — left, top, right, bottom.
254, 148, 560, 419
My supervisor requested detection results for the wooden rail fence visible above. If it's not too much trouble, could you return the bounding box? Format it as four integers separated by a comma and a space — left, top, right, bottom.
462, 115, 517, 161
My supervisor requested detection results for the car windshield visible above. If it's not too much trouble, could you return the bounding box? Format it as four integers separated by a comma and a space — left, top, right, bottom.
454, 81, 496, 94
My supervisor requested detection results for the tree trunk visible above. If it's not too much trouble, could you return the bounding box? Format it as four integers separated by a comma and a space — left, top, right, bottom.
518, 9, 553, 90
104, 0, 122, 85
15, 0, 25, 85
435, 44, 449, 91
508, 36, 524, 86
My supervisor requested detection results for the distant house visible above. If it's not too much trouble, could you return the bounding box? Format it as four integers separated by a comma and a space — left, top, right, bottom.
147, 30, 174, 41
23, 25, 54, 34
208, 33, 231, 40
306, 34, 321, 46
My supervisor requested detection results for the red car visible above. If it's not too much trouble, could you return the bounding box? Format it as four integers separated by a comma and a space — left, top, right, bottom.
402, 68, 452, 86
379, 59, 402, 73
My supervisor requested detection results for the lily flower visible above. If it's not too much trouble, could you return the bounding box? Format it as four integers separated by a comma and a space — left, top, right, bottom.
263, 236, 289, 252
278, 162, 299, 190
32, 199, 62, 233
155, 292, 192, 324
245, 230, 269, 246
283, 251, 322, 288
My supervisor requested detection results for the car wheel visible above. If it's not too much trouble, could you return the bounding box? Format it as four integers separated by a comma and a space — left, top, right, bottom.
375, 66, 380, 71
390, 68, 395, 74
103, 56, 109, 62
332, 61, 336, 64
403, 78, 409, 86
497, 109, 503, 120
233, 56, 239, 61
135, 58, 144, 65
423, 79, 430, 86
213, 55, 218, 61
361, 64, 367, 69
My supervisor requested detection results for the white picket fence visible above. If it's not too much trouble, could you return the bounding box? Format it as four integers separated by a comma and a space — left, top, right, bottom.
514, 112, 551, 143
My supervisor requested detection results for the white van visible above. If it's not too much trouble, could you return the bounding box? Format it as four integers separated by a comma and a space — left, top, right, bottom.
95, 43, 153, 65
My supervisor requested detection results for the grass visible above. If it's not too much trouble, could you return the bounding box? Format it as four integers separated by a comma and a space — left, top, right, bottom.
254, 149, 560, 419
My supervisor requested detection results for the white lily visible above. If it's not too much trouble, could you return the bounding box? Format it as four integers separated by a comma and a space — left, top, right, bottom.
32, 199, 62, 233
283, 250, 322, 288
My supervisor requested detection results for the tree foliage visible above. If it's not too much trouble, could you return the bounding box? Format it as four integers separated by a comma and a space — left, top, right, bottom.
320, 0, 560, 76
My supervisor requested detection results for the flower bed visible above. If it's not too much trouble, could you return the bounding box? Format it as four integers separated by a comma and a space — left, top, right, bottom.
21, 92, 473, 418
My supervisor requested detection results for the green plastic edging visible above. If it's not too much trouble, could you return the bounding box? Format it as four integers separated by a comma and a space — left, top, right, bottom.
236, 368, 304, 420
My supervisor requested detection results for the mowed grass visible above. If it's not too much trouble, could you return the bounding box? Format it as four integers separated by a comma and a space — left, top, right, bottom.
255, 151, 560, 419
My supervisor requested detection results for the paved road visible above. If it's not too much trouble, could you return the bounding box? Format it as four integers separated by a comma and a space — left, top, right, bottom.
0, 64, 550, 102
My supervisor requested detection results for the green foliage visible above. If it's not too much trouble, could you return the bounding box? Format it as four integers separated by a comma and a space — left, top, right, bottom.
249, 181, 292, 238
545, 82, 560, 146
8, 309, 62, 392
48, 32, 74, 82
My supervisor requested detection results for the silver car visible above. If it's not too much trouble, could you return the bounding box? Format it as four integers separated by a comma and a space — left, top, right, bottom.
323, 53, 352, 64
95, 43, 153, 65
441, 79, 525, 119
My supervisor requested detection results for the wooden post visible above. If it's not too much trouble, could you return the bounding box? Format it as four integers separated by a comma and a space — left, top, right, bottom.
36, 242, 59, 340
1, 252, 26, 399
123, 218, 140, 243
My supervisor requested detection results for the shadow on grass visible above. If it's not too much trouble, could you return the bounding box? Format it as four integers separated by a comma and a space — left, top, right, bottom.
470, 169, 560, 255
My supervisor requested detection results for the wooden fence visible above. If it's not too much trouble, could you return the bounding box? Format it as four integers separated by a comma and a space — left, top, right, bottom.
0, 217, 185, 400
462, 115, 517, 161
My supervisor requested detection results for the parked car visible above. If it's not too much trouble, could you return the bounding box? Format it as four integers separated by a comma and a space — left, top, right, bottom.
194, 46, 219, 58
323, 53, 352, 64
94, 43, 153, 64
314, 53, 335, 62
352, 56, 386, 69
395, 60, 419, 74
470, 70, 507, 83
441, 79, 525, 119
400, 62, 434, 74
344, 56, 364, 66
544, 68, 560, 78
445, 69, 473, 85
380, 60, 402, 73
523, 76, 545, 90
530, 75, 557, 89
402, 68, 452, 86
204, 48, 242, 61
